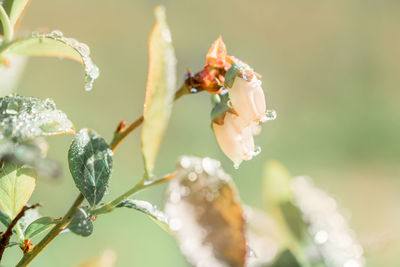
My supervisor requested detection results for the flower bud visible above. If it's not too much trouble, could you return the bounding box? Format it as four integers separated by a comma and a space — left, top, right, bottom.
213, 111, 260, 168
228, 72, 267, 124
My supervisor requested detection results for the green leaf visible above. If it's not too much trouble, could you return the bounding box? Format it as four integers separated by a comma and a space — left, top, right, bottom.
0, 161, 36, 219
165, 157, 247, 267
270, 249, 301, 267
263, 160, 306, 244
263, 160, 293, 208
210, 93, 230, 124
2, 0, 30, 28
279, 201, 306, 242
141, 6, 176, 178
116, 199, 168, 224
24, 216, 57, 239
0, 94, 75, 142
0, 208, 11, 228
0, 31, 100, 91
68, 208, 93, 237
68, 129, 113, 206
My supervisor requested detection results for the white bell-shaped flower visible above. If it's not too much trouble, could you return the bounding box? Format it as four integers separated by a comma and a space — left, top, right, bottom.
213, 112, 260, 168
228, 74, 267, 124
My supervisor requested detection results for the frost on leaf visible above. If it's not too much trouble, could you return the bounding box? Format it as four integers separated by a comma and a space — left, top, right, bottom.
244, 206, 281, 267
165, 157, 246, 267
0, 30, 100, 91
68, 207, 93, 237
68, 129, 113, 206
0, 94, 74, 142
291, 176, 365, 267
116, 199, 168, 224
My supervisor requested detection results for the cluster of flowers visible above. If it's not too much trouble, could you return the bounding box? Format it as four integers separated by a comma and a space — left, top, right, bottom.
187, 37, 275, 168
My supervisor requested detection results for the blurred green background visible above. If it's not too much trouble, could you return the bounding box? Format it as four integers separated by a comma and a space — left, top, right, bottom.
2, 0, 400, 266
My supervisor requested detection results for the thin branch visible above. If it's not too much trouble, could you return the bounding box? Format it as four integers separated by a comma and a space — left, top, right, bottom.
16, 194, 85, 267
109, 84, 189, 152
91, 172, 176, 216
0, 203, 40, 261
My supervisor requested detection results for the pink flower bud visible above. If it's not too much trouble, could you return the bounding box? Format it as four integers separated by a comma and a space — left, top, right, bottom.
213, 112, 260, 168
229, 74, 267, 124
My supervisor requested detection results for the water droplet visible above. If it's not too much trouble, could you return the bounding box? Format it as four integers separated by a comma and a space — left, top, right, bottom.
50, 30, 64, 38
247, 246, 257, 258
261, 109, 277, 122
180, 157, 192, 169
188, 172, 198, 182
314, 230, 329, 244
202, 158, 219, 176
169, 218, 182, 231
170, 191, 181, 204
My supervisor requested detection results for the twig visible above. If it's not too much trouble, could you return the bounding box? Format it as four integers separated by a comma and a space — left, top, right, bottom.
16, 194, 84, 267
109, 84, 189, 151
0, 203, 40, 261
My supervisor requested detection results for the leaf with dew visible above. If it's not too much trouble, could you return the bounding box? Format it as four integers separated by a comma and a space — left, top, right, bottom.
68, 129, 113, 207
0, 30, 99, 91
141, 6, 176, 178
68, 207, 93, 237
165, 157, 247, 267
116, 199, 168, 224
0, 94, 75, 142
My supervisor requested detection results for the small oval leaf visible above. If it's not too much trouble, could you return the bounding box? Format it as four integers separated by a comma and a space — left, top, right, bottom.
68, 207, 93, 237
0, 161, 36, 219
0, 94, 75, 142
141, 6, 176, 178
68, 129, 113, 206
0, 31, 99, 91
165, 157, 246, 267
24, 216, 57, 239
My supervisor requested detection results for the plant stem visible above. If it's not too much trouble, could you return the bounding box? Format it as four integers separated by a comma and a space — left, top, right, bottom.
91, 172, 176, 216
109, 84, 189, 151
16, 194, 85, 267
0, 204, 40, 262
0, 5, 13, 44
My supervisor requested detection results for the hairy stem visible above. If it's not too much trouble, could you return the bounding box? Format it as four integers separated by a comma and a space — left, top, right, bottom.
16, 194, 85, 267
0, 5, 13, 44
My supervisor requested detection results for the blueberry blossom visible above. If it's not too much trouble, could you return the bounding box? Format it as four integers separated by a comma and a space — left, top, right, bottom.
212, 111, 261, 168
